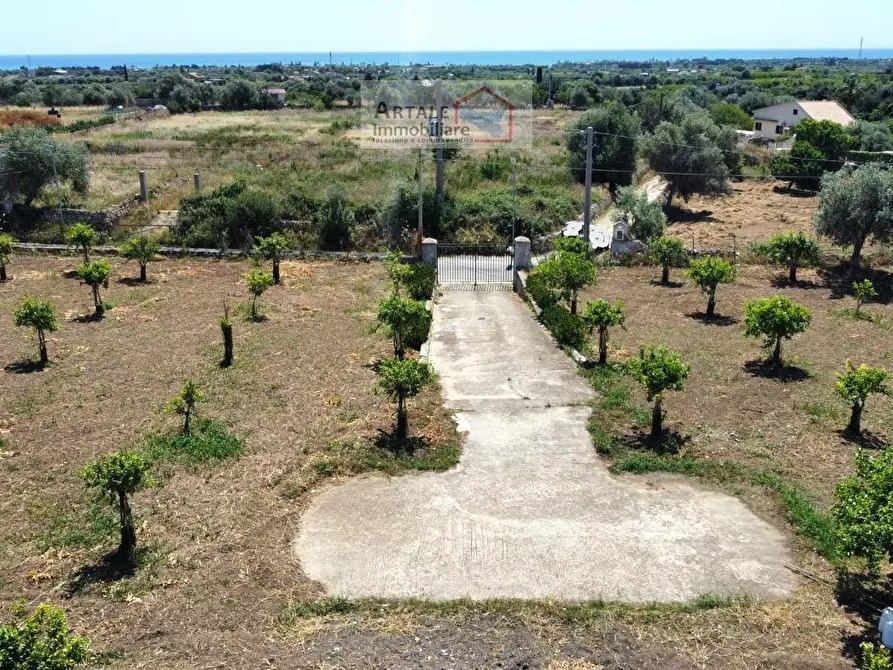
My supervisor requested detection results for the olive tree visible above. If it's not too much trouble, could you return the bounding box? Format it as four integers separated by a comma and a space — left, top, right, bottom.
743, 296, 812, 369
815, 164, 893, 280
67, 223, 96, 263
853, 279, 878, 316
764, 232, 821, 283
376, 358, 433, 441
253, 232, 288, 284
833, 447, 893, 571
0, 127, 89, 207
583, 300, 625, 365
0, 233, 13, 281
566, 102, 640, 191
615, 186, 666, 242
376, 296, 431, 359
13, 296, 58, 365
166, 379, 204, 435
81, 450, 152, 565
75, 258, 111, 317
0, 601, 90, 670
244, 270, 274, 320
120, 235, 159, 282
649, 236, 687, 285
627, 346, 690, 443
835, 363, 888, 435
686, 257, 736, 317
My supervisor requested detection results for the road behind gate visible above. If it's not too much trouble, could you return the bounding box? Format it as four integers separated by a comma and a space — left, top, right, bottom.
295, 291, 796, 601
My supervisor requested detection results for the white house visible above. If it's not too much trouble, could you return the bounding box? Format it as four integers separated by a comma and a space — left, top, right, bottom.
262, 88, 287, 105
751, 100, 855, 141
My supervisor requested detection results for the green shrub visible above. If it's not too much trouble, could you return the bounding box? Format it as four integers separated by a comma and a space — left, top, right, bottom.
542, 305, 587, 351
861, 643, 893, 670
376, 295, 431, 358
0, 233, 13, 281
13, 296, 58, 365
0, 601, 90, 670
405, 263, 437, 301
376, 358, 434, 441
144, 418, 244, 465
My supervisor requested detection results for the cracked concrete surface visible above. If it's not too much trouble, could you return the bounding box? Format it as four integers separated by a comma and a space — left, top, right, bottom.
295, 290, 796, 602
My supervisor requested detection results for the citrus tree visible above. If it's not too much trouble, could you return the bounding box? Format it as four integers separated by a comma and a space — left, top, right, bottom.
253, 232, 288, 284
532, 238, 595, 314
166, 379, 204, 435
649, 236, 687, 285
835, 363, 888, 435
627, 346, 690, 443
853, 279, 878, 316
75, 258, 111, 317
833, 447, 893, 571
0, 601, 90, 670
0, 233, 13, 281
376, 295, 431, 359
120, 235, 159, 282
67, 223, 96, 263
686, 256, 736, 317
13, 296, 58, 365
220, 302, 233, 368
81, 450, 152, 565
244, 270, 274, 320
376, 358, 433, 441
743, 296, 812, 369
764, 232, 821, 283
582, 299, 625, 365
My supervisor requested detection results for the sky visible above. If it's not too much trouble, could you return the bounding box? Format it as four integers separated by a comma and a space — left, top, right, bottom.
2, 0, 892, 54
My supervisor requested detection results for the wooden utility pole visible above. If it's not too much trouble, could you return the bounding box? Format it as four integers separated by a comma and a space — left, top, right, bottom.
435, 81, 444, 203
583, 126, 594, 247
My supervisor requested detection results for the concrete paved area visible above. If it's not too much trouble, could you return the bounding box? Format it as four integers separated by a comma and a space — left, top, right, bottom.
295, 291, 796, 602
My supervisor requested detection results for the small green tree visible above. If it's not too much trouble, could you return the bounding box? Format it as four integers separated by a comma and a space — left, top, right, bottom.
686, 256, 737, 317
13, 296, 58, 365
75, 258, 111, 317
650, 236, 687, 285
627, 346, 691, 443
743, 296, 812, 369
67, 223, 96, 263
0, 601, 90, 670
244, 270, 274, 320
384, 250, 413, 296
853, 279, 878, 316
0, 233, 13, 281
253, 232, 288, 284
376, 296, 431, 359
120, 235, 159, 282
533, 241, 596, 314
376, 358, 433, 441
220, 302, 233, 368
81, 450, 152, 565
832, 446, 893, 571
166, 379, 204, 435
835, 362, 888, 434
764, 232, 821, 283
583, 300, 625, 365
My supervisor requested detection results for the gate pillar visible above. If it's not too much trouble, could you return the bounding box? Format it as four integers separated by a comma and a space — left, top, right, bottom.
421, 238, 438, 267
513, 236, 531, 270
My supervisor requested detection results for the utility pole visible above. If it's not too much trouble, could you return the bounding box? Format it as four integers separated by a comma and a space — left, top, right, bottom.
417, 147, 424, 242
859, 38, 864, 59
50, 144, 64, 240
435, 81, 444, 204
583, 126, 593, 248
511, 155, 517, 243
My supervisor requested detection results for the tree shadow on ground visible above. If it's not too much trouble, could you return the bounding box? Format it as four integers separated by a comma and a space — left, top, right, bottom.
66, 550, 135, 597
374, 429, 429, 455
117, 277, 148, 286
835, 570, 890, 664
62, 269, 81, 279
620, 428, 692, 456
686, 311, 738, 326
649, 280, 684, 289
4, 359, 46, 374
818, 265, 893, 304
837, 429, 888, 450
772, 185, 818, 198
769, 276, 823, 290
71, 312, 104, 323
666, 206, 715, 223
743, 360, 811, 382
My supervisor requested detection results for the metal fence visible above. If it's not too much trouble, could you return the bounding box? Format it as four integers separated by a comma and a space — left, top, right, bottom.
437, 243, 513, 287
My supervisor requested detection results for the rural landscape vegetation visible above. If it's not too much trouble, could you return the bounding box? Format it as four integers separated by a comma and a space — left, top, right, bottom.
1, 52, 893, 669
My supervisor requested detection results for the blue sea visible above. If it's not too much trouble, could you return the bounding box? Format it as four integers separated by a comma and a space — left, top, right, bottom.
1, 49, 892, 70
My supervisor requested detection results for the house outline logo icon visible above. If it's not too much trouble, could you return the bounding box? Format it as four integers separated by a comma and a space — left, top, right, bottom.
452, 86, 515, 144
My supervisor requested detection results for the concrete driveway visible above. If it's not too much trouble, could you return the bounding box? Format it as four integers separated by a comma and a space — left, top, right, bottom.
295, 291, 796, 602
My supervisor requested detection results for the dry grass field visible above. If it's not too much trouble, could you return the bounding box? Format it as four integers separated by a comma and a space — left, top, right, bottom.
0, 253, 882, 668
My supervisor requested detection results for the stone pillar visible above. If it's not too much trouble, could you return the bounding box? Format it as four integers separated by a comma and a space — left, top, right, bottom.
193, 173, 202, 192
139, 171, 148, 202
513, 236, 531, 270
421, 237, 437, 267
